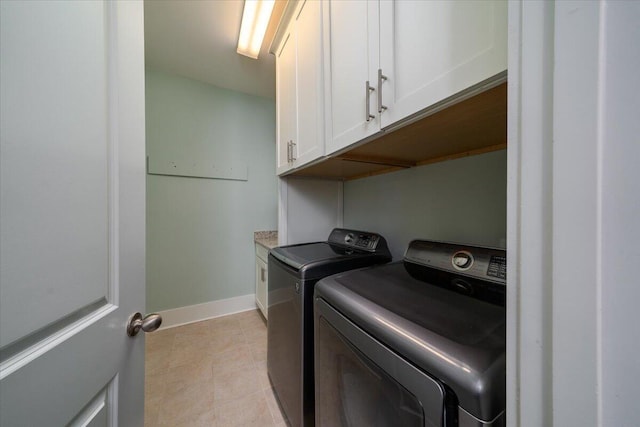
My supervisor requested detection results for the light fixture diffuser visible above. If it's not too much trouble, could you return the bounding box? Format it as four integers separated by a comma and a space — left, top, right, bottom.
237, 0, 275, 59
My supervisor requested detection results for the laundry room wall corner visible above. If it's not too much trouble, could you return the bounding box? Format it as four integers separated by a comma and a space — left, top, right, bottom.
145, 69, 277, 314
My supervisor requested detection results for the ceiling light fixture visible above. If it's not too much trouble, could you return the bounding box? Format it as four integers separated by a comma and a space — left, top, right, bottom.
237, 0, 275, 59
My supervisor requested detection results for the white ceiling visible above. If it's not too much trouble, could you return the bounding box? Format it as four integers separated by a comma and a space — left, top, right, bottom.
144, 0, 277, 99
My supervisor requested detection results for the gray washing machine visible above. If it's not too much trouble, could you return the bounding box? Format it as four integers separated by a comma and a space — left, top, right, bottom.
268, 228, 392, 427
314, 240, 506, 427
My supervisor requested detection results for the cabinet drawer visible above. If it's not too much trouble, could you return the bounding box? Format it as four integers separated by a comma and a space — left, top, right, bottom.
256, 243, 269, 262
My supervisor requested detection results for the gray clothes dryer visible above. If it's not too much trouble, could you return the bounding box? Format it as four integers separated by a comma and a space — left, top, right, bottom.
267, 228, 391, 427
314, 240, 507, 427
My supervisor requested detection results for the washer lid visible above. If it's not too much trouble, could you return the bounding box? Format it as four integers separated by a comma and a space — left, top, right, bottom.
270, 242, 367, 270
315, 262, 505, 422
271, 228, 392, 272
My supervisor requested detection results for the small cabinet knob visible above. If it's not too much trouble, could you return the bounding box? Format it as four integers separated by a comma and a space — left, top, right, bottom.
127, 312, 162, 337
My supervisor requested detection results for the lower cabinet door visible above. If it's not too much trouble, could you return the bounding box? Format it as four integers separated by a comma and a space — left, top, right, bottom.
255, 256, 268, 318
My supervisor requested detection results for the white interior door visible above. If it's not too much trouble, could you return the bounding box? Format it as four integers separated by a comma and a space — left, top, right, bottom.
0, 1, 146, 425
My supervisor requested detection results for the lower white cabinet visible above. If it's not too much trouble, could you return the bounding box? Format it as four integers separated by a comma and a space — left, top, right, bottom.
255, 243, 269, 319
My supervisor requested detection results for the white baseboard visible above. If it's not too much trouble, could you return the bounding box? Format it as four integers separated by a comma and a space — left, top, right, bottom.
156, 294, 257, 330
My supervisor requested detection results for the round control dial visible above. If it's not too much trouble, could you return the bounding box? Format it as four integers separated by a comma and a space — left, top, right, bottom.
344, 233, 355, 245
452, 251, 474, 271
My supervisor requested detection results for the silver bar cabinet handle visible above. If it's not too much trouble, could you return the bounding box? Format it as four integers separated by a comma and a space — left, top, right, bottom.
291, 141, 296, 161
287, 141, 291, 162
366, 81, 375, 122
378, 69, 387, 113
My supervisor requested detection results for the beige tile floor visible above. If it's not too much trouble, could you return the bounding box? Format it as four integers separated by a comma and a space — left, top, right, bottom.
145, 309, 287, 426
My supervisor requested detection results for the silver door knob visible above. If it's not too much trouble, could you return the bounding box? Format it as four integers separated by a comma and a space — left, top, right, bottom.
127, 312, 162, 337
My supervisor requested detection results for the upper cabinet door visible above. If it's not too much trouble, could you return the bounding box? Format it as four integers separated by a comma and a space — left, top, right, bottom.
378, 0, 507, 128
292, 0, 324, 167
275, 0, 326, 175
276, 31, 297, 175
325, 0, 380, 155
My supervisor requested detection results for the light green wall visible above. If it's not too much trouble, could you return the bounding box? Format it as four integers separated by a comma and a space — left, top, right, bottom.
145, 68, 277, 312
344, 150, 507, 260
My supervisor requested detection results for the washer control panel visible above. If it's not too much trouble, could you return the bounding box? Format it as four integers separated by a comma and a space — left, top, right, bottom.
328, 228, 387, 252
346, 233, 379, 250
404, 240, 506, 284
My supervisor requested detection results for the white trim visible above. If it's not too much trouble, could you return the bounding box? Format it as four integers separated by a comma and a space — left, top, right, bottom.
156, 294, 258, 330
0, 304, 117, 380
76, 388, 107, 427
278, 177, 288, 246
507, 1, 555, 425
505, 3, 522, 424
595, 4, 607, 424
107, 0, 120, 307
336, 178, 343, 228
108, 374, 118, 427
268, 0, 301, 55
552, 2, 602, 425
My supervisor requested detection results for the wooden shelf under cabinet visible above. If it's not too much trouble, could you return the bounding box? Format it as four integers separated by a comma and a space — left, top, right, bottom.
289, 82, 507, 181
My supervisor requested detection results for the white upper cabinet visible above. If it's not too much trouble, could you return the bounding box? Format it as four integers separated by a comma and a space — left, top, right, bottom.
324, 0, 380, 154
378, 0, 507, 128
276, 32, 296, 174
295, 0, 324, 166
324, 0, 507, 155
275, 0, 325, 175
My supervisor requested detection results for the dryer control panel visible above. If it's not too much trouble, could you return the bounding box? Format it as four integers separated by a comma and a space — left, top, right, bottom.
404, 240, 507, 285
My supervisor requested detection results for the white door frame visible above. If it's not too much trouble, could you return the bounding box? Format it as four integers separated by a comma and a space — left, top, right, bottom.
506, 1, 555, 424
507, 1, 640, 425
